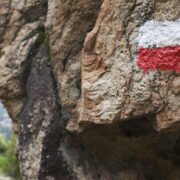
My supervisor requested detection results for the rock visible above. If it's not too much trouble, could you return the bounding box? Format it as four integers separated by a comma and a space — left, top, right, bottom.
172, 77, 180, 95
0, 0, 180, 179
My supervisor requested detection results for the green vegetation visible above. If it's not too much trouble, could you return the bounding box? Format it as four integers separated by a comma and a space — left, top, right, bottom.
37, 31, 49, 46
0, 134, 21, 180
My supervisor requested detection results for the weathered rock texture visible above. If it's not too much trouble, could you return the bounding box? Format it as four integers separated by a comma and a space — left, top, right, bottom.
0, 0, 180, 179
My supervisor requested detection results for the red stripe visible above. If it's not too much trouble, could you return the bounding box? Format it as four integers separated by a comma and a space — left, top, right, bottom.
137, 46, 180, 75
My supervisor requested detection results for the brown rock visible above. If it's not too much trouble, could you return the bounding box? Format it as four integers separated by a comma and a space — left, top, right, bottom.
0, 0, 180, 179
172, 77, 180, 95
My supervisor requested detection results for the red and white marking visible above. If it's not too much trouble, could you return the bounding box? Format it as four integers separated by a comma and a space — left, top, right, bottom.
136, 19, 180, 75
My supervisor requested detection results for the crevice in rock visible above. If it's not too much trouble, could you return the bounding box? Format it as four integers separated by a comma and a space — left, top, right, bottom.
19, 43, 73, 179
50, 0, 104, 98
22, 27, 46, 94
121, 117, 156, 137
62, 52, 71, 72
38, 48, 73, 179
173, 137, 180, 165
18, 1, 48, 23
66, 118, 180, 179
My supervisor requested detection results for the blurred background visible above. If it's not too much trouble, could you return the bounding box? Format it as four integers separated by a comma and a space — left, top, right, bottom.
0, 102, 12, 139
0, 101, 21, 180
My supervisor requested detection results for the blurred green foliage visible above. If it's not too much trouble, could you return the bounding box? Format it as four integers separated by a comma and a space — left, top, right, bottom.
0, 134, 21, 180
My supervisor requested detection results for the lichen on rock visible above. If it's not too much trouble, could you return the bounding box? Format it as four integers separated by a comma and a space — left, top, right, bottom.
0, 0, 180, 179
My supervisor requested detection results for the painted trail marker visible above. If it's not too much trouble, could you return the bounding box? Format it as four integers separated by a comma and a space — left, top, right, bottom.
136, 19, 180, 75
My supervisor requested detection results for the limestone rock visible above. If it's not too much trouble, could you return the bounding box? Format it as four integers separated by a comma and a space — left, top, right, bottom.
0, 0, 180, 179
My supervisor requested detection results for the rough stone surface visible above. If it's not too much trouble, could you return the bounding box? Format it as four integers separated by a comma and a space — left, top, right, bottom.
0, 0, 180, 179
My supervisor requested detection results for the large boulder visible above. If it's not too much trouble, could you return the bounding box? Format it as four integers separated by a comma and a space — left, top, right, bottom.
0, 0, 180, 179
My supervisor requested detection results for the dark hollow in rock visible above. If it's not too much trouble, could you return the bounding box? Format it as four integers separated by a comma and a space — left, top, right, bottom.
121, 117, 156, 137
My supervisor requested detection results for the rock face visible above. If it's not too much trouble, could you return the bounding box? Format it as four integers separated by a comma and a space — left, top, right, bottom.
0, 0, 180, 179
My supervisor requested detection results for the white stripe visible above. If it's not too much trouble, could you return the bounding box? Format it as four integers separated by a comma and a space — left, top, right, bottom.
136, 18, 180, 48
